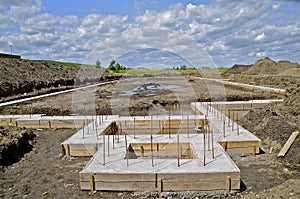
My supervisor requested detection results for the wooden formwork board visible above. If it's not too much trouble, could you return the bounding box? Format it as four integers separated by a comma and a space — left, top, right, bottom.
61, 143, 101, 157
80, 172, 240, 191
0, 118, 16, 125
13, 119, 83, 129
117, 119, 205, 135
219, 141, 260, 154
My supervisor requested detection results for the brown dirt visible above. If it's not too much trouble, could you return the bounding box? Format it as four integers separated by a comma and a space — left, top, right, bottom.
0, 58, 117, 101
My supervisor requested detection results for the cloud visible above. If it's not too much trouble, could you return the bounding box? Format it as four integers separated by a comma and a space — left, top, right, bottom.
255, 33, 266, 41
0, 0, 299, 67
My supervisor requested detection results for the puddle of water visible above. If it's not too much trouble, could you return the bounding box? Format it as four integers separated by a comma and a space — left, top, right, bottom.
119, 84, 181, 97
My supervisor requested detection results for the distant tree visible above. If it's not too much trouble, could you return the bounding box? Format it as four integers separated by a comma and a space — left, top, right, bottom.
108, 60, 116, 70
180, 65, 187, 70
95, 60, 101, 68
108, 59, 127, 72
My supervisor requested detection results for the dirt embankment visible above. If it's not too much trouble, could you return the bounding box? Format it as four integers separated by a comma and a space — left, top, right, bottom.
0, 58, 119, 102
0, 127, 35, 166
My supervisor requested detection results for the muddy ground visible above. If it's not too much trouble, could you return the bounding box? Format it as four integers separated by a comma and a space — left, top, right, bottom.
1, 62, 300, 198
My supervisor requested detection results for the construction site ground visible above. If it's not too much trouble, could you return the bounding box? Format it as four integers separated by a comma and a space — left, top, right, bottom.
1, 65, 300, 198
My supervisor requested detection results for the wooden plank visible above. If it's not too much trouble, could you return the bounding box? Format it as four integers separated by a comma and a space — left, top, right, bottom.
80, 181, 157, 191
278, 131, 299, 157
80, 173, 156, 182
80, 172, 240, 183
80, 179, 240, 191
158, 172, 240, 182
69, 149, 95, 157
218, 141, 260, 149
157, 179, 240, 191
224, 147, 259, 155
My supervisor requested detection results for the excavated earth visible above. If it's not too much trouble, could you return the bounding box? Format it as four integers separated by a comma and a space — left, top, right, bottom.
0, 57, 300, 198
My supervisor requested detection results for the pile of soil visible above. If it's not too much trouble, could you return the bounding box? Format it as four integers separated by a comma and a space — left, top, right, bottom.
223, 64, 252, 75
242, 57, 299, 76
0, 58, 116, 100
239, 109, 299, 170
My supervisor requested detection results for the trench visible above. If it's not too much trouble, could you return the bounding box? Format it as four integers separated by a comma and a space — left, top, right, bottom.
0, 129, 36, 166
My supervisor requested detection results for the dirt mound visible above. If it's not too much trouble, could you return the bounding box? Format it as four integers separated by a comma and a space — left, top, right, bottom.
239, 109, 299, 170
242, 57, 300, 76
0, 58, 115, 99
224, 64, 252, 75
284, 83, 300, 117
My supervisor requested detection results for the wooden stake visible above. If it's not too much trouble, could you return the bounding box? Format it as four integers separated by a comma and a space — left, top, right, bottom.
158, 179, 163, 199
89, 174, 95, 192
252, 145, 256, 156
66, 144, 70, 156
48, 121, 51, 129
60, 144, 65, 156
226, 176, 231, 195
140, 146, 144, 157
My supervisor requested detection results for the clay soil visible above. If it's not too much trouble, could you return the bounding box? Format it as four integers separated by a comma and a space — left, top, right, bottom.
1, 59, 300, 198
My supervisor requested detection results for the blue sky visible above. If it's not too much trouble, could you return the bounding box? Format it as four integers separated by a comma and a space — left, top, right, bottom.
0, 0, 299, 68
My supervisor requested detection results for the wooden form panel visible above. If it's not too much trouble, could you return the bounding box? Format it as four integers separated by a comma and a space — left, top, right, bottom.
80, 172, 240, 191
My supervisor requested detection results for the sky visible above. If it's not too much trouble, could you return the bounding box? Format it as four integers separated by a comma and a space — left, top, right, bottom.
0, 0, 299, 68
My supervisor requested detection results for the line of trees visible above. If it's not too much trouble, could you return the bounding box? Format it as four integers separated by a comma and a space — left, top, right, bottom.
107, 59, 127, 72
95, 59, 127, 72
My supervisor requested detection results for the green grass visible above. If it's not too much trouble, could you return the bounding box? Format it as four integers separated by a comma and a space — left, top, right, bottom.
27, 60, 96, 68
214, 67, 229, 74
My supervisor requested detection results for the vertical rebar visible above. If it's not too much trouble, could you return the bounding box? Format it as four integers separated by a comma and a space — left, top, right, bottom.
103, 134, 105, 165
232, 110, 234, 131
177, 134, 180, 167
151, 134, 154, 167
211, 129, 214, 159
82, 121, 85, 139
133, 117, 136, 139
203, 133, 206, 166
108, 134, 110, 156
168, 116, 171, 139
187, 115, 189, 138
223, 119, 226, 138
228, 109, 230, 127
236, 113, 239, 135
125, 133, 128, 166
